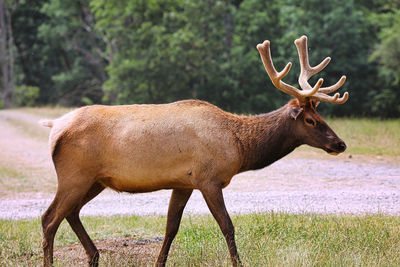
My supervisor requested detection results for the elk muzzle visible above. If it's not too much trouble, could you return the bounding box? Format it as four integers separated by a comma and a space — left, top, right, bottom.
325, 139, 346, 155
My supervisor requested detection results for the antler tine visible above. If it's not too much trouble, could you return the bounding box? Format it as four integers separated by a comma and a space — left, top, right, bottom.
313, 91, 349, 104
256, 41, 293, 95
257, 36, 349, 104
295, 36, 331, 77
256, 40, 320, 99
293, 35, 349, 104
336, 92, 349, 104
295, 35, 331, 91
318, 75, 346, 94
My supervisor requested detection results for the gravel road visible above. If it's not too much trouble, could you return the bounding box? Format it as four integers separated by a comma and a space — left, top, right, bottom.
1, 157, 399, 220
1, 109, 400, 220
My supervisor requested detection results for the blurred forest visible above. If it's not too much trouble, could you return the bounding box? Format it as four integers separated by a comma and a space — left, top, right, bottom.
0, 0, 399, 117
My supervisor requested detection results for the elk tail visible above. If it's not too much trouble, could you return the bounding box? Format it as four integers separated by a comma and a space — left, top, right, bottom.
38, 119, 54, 128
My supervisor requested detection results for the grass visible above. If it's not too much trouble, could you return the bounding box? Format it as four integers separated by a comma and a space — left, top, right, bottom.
0, 166, 31, 194
172, 213, 400, 266
295, 117, 400, 157
14, 106, 74, 119
1, 213, 400, 266
4, 117, 49, 141
0, 106, 72, 142
0, 164, 56, 197
326, 118, 400, 156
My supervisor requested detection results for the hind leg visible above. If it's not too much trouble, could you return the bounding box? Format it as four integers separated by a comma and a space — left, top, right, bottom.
66, 182, 105, 267
156, 189, 193, 266
201, 185, 242, 267
42, 178, 96, 267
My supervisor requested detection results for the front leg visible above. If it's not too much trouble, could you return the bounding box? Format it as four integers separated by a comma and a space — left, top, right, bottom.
155, 188, 193, 267
200, 185, 242, 267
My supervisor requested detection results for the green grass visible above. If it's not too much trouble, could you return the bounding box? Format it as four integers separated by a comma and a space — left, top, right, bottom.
295, 118, 400, 157
1, 213, 400, 266
327, 118, 400, 156
0, 215, 166, 266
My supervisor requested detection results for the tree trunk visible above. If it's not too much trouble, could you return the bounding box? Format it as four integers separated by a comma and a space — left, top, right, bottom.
0, 0, 9, 108
224, 8, 233, 62
6, 4, 13, 105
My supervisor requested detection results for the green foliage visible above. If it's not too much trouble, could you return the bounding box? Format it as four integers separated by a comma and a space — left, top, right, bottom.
279, 0, 370, 116
92, 0, 234, 106
38, 0, 107, 106
10, 0, 57, 103
94, 0, 188, 104
230, 0, 288, 113
5, 0, 400, 117
369, 8, 400, 117
13, 85, 39, 106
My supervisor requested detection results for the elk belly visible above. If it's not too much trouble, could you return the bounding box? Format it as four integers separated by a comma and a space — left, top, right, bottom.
97, 168, 195, 193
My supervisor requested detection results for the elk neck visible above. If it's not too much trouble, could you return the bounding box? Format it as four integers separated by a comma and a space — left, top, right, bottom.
235, 104, 301, 172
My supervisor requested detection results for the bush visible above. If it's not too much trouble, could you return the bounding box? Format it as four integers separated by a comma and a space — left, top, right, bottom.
13, 85, 40, 107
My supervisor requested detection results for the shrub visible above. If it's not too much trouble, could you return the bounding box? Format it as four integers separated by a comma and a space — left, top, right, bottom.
13, 85, 40, 107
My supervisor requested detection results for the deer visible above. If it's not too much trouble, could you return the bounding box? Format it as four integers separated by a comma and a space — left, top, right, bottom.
39, 35, 348, 267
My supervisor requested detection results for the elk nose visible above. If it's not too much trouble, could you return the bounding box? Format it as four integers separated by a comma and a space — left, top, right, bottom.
337, 141, 347, 152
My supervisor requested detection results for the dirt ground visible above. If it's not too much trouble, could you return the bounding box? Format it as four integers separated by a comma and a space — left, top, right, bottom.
53, 236, 163, 266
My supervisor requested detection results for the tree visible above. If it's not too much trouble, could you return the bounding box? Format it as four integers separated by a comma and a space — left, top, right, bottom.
0, 0, 14, 108
229, 0, 286, 113
11, 0, 55, 104
91, 0, 185, 104
39, 0, 107, 105
92, 0, 235, 106
2, 0, 398, 117
368, 6, 400, 117
166, 0, 235, 107
276, 0, 370, 116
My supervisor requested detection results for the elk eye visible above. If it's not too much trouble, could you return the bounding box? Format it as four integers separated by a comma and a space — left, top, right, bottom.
305, 118, 316, 126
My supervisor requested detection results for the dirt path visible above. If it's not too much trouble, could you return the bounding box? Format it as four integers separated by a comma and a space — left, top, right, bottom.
1, 109, 400, 220
0, 109, 56, 196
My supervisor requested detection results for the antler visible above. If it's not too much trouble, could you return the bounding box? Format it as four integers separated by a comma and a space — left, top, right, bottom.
256, 35, 349, 104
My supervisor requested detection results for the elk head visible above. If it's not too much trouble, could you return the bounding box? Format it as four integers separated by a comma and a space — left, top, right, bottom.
257, 35, 348, 155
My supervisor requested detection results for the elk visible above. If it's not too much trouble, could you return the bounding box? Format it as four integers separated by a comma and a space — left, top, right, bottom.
40, 35, 348, 267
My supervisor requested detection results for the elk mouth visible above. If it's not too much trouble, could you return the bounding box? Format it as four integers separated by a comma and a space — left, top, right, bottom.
324, 141, 346, 155
325, 148, 340, 155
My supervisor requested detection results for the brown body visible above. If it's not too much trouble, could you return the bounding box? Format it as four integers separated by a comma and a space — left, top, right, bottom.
40, 36, 349, 267
52, 100, 243, 193
48, 99, 339, 193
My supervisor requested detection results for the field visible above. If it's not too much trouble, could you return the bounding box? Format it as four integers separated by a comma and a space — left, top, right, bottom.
0, 107, 399, 266
321, 118, 400, 156
2, 214, 400, 266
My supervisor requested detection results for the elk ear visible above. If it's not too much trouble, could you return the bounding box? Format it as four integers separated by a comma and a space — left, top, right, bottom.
289, 106, 303, 120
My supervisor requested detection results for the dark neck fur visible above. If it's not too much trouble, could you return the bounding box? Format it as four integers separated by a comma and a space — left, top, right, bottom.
236, 104, 301, 172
